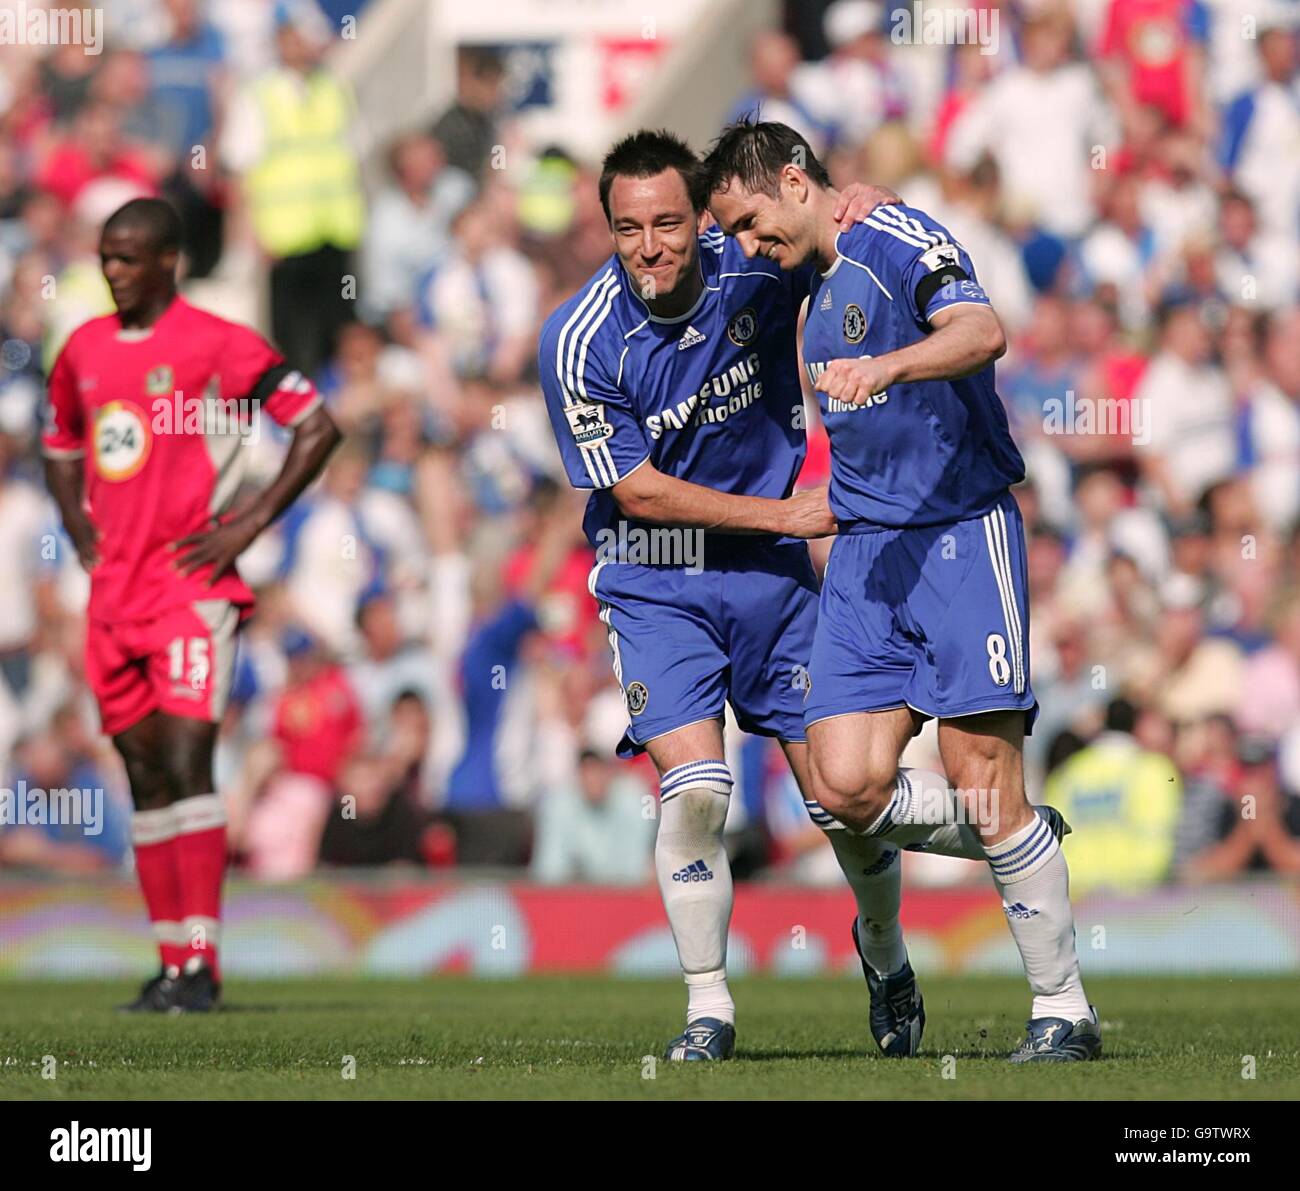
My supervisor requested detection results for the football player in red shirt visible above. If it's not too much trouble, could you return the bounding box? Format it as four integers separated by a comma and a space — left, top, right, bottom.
42, 198, 342, 1012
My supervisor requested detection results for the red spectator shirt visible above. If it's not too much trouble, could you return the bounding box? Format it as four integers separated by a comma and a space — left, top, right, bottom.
1099, 0, 1203, 128
42, 297, 321, 623
272, 666, 363, 786
502, 543, 598, 658
36, 142, 158, 207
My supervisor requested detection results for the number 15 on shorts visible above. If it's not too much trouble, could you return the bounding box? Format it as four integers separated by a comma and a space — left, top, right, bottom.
169, 637, 210, 691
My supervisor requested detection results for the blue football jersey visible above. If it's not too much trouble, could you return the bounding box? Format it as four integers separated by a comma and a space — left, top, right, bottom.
801, 204, 1025, 528
539, 230, 813, 547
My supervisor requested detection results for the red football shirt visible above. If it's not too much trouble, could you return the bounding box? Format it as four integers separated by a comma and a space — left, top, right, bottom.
42, 296, 321, 622
1099, 0, 1201, 128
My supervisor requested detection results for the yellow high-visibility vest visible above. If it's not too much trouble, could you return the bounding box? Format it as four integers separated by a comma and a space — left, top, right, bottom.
1043, 739, 1182, 895
244, 69, 364, 258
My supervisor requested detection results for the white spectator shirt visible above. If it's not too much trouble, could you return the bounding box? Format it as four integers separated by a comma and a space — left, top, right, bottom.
1078, 221, 1153, 330
295, 486, 426, 659
419, 246, 538, 379
1232, 78, 1300, 241
361, 169, 477, 319
0, 479, 52, 651
1133, 351, 1236, 506
946, 62, 1116, 237
1202, 0, 1265, 104
1139, 177, 1219, 263
1215, 232, 1299, 310
794, 57, 894, 149
284, 494, 391, 657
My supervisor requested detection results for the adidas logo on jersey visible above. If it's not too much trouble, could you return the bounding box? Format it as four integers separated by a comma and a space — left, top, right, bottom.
1004, 901, 1039, 919
672, 859, 714, 883
677, 324, 707, 350
819, 288, 833, 311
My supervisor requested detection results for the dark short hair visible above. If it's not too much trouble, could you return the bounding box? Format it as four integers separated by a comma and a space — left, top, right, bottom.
598, 129, 704, 223
392, 687, 427, 711
1153, 293, 1200, 334
459, 45, 503, 79
700, 119, 831, 200
102, 197, 183, 253
1104, 697, 1138, 735
1046, 728, 1086, 774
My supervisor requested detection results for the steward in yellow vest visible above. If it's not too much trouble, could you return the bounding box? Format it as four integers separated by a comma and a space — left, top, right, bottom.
244, 68, 363, 260
1044, 728, 1182, 894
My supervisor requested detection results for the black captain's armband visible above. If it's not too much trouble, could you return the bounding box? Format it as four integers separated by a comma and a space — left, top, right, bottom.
248, 363, 313, 403
914, 266, 972, 315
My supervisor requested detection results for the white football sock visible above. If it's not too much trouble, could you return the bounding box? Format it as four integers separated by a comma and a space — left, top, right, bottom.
685, 970, 734, 1025
858, 769, 986, 857
805, 799, 907, 976
983, 813, 1091, 1022
655, 760, 735, 1026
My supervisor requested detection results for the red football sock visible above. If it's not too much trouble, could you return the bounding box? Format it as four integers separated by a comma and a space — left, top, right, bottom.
130, 807, 185, 972
172, 794, 229, 982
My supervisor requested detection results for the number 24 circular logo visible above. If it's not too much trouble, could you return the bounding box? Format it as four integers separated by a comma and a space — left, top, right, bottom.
93, 401, 151, 482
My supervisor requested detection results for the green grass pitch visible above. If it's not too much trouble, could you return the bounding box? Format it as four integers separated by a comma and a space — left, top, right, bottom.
0, 975, 1296, 1100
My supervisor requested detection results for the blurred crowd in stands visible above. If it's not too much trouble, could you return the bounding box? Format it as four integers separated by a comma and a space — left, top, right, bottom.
0, 0, 1298, 894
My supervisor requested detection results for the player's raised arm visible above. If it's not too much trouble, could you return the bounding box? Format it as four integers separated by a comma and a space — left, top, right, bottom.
173, 403, 341, 581
172, 342, 343, 581
830, 181, 904, 232
815, 228, 1007, 406
816, 304, 1007, 405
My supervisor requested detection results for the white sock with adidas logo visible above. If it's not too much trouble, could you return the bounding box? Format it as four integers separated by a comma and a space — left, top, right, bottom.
808, 763, 1083, 982
804, 798, 908, 976
655, 760, 735, 1026
983, 812, 1091, 1023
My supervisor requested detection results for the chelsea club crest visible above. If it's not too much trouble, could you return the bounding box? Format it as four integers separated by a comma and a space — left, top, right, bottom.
727, 307, 757, 347
843, 304, 866, 344
626, 681, 649, 716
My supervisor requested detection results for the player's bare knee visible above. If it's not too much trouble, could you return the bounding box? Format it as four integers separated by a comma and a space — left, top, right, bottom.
813, 760, 894, 823
114, 742, 166, 808
161, 724, 216, 799
120, 752, 170, 807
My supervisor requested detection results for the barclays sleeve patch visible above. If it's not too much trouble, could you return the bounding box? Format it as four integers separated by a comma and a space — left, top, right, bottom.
565, 402, 614, 449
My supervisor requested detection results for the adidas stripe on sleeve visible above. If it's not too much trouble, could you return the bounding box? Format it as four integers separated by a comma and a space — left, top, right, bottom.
539, 269, 650, 491
859, 204, 992, 329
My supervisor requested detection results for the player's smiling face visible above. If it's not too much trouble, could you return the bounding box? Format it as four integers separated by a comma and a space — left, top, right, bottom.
709, 173, 811, 270
607, 170, 702, 306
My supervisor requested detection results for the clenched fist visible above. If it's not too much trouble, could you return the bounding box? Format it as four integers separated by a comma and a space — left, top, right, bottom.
814, 357, 896, 406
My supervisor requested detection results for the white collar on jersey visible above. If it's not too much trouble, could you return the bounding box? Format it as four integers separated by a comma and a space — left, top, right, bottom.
623, 254, 717, 325
819, 230, 846, 280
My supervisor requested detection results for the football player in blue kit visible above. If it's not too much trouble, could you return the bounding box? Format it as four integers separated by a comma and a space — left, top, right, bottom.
540, 131, 1062, 1063
703, 121, 1100, 1063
